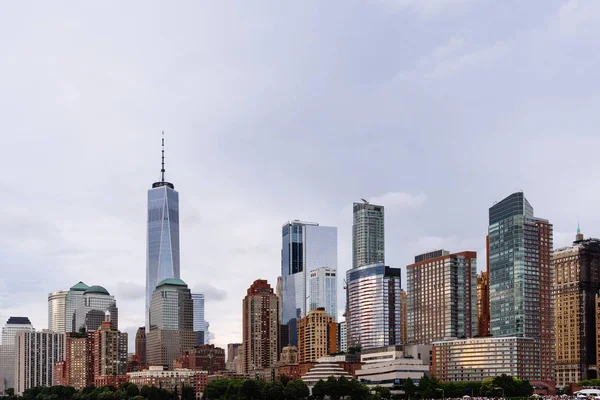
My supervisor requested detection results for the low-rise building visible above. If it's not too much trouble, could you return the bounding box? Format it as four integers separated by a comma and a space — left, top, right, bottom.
356, 345, 431, 393
127, 366, 207, 399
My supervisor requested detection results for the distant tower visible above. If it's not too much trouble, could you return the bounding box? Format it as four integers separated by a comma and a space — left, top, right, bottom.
576, 222, 584, 242
48, 291, 69, 333
352, 201, 385, 268
146, 133, 180, 328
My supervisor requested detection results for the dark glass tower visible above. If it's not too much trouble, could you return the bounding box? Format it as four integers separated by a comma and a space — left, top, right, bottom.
488, 192, 554, 381
145, 134, 180, 328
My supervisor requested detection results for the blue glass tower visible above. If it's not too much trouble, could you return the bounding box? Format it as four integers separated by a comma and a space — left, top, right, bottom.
281, 220, 337, 346
145, 134, 180, 328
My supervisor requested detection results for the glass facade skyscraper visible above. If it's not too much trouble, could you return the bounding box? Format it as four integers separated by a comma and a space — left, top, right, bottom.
353, 201, 385, 269
48, 291, 68, 333
192, 293, 210, 345
281, 221, 337, 345
146, 137, 180, 328
74, 285, 118, 332
488, 192, 554, 381
0, 317, 34, 393
309, 267, 337, 321
346, 263, 401, 349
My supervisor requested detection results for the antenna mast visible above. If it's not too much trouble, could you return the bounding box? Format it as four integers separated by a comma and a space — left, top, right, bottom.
161, 131, 165, 182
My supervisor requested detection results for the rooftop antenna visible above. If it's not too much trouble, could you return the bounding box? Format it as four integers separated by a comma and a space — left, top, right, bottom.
161, 131, 165, 182
361, 198, 369, 204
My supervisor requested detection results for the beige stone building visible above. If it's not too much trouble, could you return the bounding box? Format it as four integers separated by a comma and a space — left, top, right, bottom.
554, 229, 600, 387
242, 280, 279, 374
297, 308, 337, 363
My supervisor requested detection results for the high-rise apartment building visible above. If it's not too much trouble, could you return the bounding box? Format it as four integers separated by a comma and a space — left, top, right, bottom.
0, 317, 33, 393
14, 330, 64, 395
399, 290, 407, 344
75, 286, 118, 332
407, 250, 477, 344
476, 271, 490, 337
175, 345, 226, 374
146, 135, 180, 327
242, 280, 280, 374
346, 263, 401, 350
554, 230, 600, 386
192, 293, 210, 345
309, 267, 337, 321
57, 332, 94, 390
352, 201, 384, 268
147, 278, 196, 369
135, 327, 146, 365
281, 220, 337, 345
48, 291, 68, 333
92, 320, 128, 384
297, 308, 337, 363
488, 192, 554, 382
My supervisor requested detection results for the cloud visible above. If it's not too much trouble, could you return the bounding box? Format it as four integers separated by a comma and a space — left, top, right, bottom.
369, 192, 427, 209
115, 281, 146, 301
191, 283, 228, 302
394, 37, 510, 82
374, 0, 473, 16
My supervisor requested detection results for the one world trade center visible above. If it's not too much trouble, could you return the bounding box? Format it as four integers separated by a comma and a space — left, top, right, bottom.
145, 134, 180, 328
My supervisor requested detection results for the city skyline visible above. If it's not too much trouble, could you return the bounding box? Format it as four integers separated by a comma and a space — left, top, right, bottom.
2, 1, 600, 354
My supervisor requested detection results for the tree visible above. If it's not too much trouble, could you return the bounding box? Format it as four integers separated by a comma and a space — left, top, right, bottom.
312, 380, 326, 400
283, 380, 309, 400
279, 374, 292, 387
240, 379, 262, 400
373, 386, 391, 399
140, 386, 151, 399
181, 384, 195, 400
126, 385, 140, 398
324, 376, 341, 400
402, 378, 417, 400
6, 388, 14, 397
263, 381, 284, 400
347, 379, 370, 400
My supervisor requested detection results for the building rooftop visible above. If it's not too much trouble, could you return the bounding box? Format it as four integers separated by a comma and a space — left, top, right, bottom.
84, 285, 110, 295
156, 278, 187, 287
70, 281, 89, 291
6, 317, 32, 325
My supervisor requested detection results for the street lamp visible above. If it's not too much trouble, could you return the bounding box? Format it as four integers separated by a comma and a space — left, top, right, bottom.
437, 388, 445, 400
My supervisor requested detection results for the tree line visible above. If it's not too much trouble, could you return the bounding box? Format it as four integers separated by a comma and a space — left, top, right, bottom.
2, 373, 534, 400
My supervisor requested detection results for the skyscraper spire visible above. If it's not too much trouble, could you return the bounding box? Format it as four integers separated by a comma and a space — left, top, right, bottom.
577, 221, 581, 235
152, 131, 174, 190
576, 221, 584, 242
161, 131, 165, 183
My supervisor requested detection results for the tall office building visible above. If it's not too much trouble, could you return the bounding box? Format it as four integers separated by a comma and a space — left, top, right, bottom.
146, 135, 180, 327
75, 285, 118, 332
399, 290, 407, 344
554, 229, 600, 386
346, 263, 401, 349
135, 327, 146, 365
14, 330, 64, 395
147, 279, 196, 369
0, 317, 33, 393
338, 321, 347, 353
192, 293, 210, 345
407, 250, 477, 344
242, 280, 279, 374
65, 282, 89, 333
476, 271, 490, 337
488, 191, 554, 382
227, 343, 241, 363
48, 291, 68, 333
281, 220, 337, 346
297, 308, 337, 363
309, 267, 337, 321
92, 320, 128, 383
352, 201, 384, 268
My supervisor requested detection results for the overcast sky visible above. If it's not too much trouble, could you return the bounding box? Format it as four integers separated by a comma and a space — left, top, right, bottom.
2, 0, 600, 351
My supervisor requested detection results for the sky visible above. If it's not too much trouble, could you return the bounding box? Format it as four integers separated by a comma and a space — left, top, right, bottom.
2, 0, 600, 352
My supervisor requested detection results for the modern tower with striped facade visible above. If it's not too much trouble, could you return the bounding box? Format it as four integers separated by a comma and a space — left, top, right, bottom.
146, 134, 180, 328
